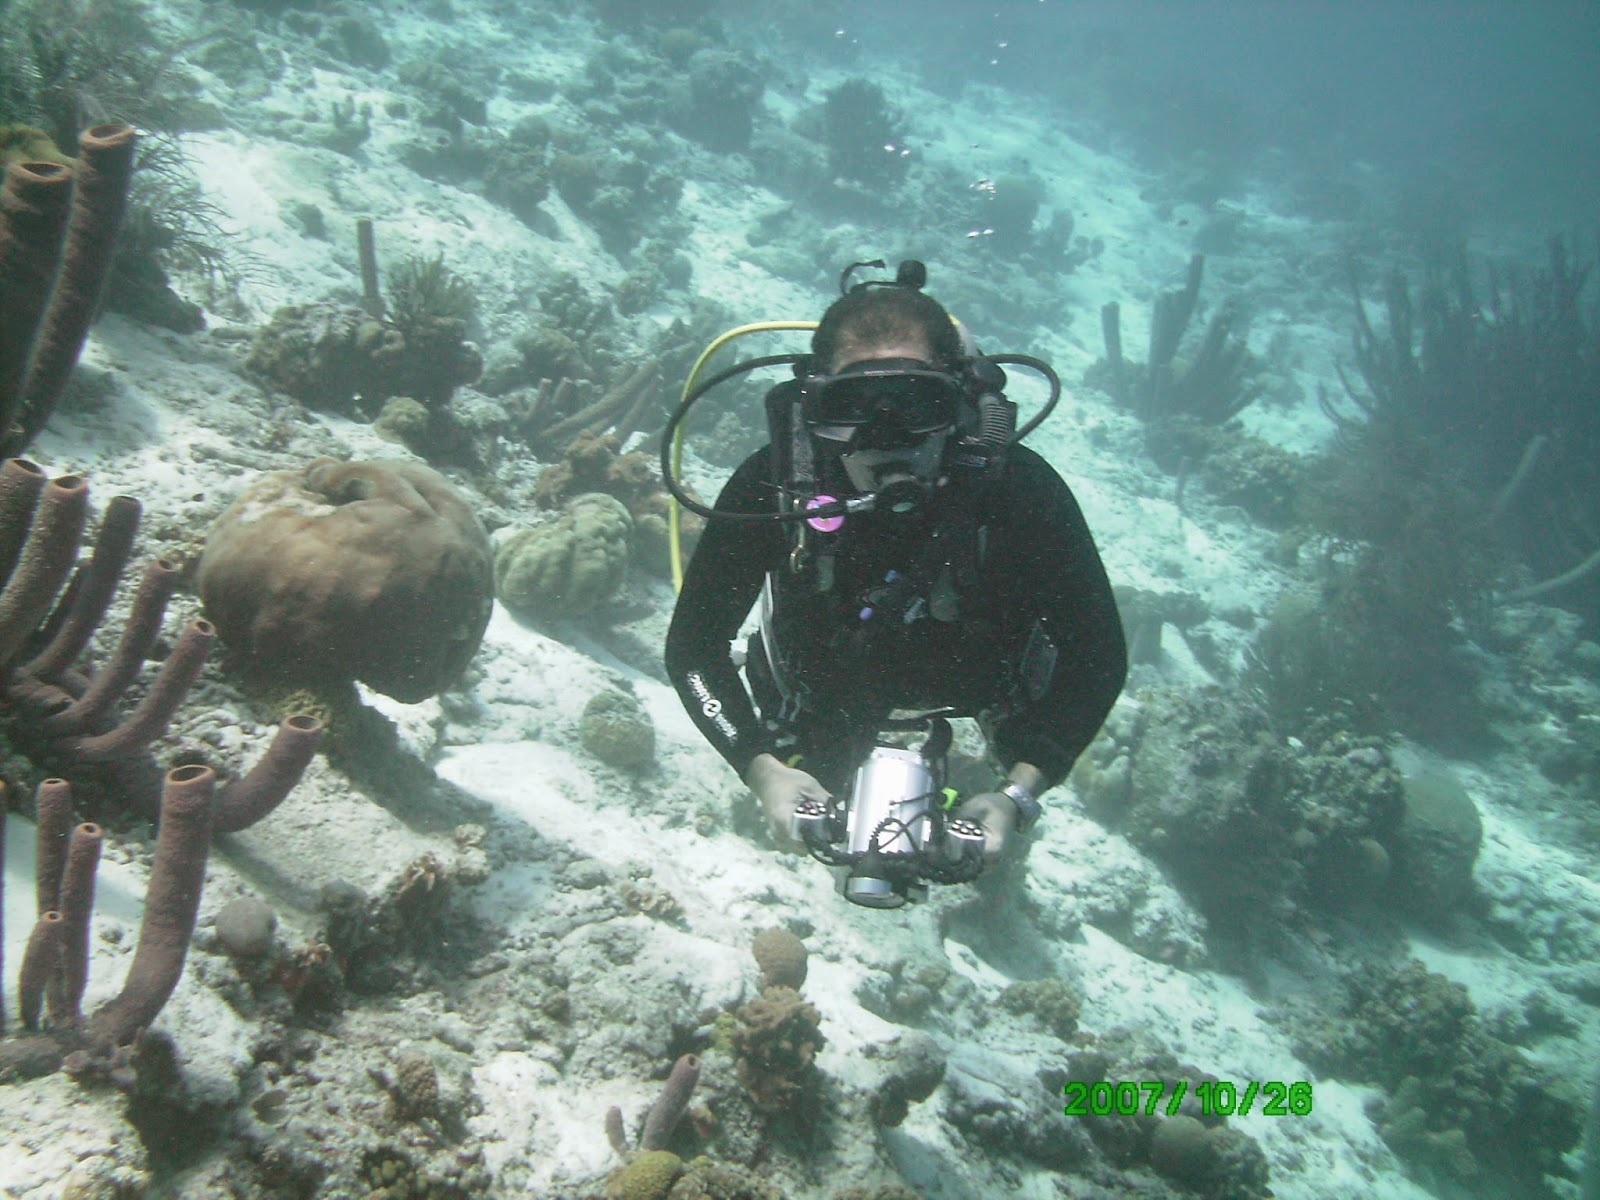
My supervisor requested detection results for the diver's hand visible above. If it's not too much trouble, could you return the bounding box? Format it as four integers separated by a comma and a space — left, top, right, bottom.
743, 753, 831, 851
954, 792, 1019, 866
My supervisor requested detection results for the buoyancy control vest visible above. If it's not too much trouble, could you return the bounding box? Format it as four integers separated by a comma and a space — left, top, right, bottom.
753, 465, 1018, 723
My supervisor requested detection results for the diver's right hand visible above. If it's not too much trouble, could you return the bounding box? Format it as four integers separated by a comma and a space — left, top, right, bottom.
743, 753, 831, 851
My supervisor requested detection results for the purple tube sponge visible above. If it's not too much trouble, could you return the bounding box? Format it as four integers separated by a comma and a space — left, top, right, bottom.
214, 715, 325, 834
639, 1052, 701, 1152
87, 764, 216, 1047
2, 124, 138, 457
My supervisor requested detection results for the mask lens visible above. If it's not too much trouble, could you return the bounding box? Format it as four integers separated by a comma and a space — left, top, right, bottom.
812, 371, 961, 432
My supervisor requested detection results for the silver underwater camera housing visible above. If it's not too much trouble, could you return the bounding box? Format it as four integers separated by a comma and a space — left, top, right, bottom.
790, 718, 987, 909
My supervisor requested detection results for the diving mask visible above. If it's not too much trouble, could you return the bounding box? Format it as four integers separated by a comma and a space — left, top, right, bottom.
803, 358, 963, 512
802, 358, 966, 436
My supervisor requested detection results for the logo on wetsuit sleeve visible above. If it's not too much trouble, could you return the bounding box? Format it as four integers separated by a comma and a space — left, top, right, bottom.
686, 672, 739, 742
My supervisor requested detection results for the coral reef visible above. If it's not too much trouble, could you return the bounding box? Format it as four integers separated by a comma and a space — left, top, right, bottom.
482, 118, 552, 227
820, 79, 909, 187
546, 125, 685, 256
1045, 1032, 1274, 1196
620, 877, 684, 925
1074, 689, 1404, 928
1296, 959, 1581, 1198
1138, 416, 1307, 524
196, 458, 494, 703
867, 1034, 945, 1128
358, 1143, 481, 1199
668, 49, 765, 153
1389, 765, 1482, 926
533, 432, 701, 577
1147, 1115, 1272, 1198
666, 1156, 783, 1200
528, 364, 664, 450
1333, 241, 1600, 625
104, 141, 229, 334
0, 123, 136, 457
495, 492, 633, 624
730, 986, 825, 1122
0, 0, 195, 154
997, 978, 1081, 1041
246, 300, 482, 415
1263, 430, 1496, 746
976, 173, 1043, 253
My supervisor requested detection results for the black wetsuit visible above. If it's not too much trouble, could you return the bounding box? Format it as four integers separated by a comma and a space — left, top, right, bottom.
664, 443, 1127, 793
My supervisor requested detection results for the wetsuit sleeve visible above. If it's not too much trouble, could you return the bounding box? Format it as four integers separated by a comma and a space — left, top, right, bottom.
988, 447, 1127, 789
664, 448, 787, 779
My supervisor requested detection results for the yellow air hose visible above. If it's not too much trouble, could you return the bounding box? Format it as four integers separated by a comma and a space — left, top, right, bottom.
668, 320, 817, 592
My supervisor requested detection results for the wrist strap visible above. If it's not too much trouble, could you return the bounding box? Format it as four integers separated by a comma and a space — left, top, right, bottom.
999, 779, 1042, 834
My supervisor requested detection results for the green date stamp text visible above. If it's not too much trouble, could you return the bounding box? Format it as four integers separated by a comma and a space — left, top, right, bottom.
1062, 1079, 1314, 1117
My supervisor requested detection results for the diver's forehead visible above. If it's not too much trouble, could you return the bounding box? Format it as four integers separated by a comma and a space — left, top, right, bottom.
830, 335, 934, 372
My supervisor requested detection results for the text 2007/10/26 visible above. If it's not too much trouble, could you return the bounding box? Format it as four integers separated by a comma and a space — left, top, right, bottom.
1062, 1079, 1314, 1118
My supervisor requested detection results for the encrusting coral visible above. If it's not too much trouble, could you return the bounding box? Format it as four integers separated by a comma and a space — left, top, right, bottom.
0, 123, 137, 457
608, 1149, 683, 1200
197, 457, 494, 703
730, 986, 825, 1121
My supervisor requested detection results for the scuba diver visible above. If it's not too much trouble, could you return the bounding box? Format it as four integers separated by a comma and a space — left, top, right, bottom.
662, 260, 1126, 905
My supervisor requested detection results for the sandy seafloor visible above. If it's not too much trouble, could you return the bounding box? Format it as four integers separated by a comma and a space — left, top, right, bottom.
2, 2, 1599, 1198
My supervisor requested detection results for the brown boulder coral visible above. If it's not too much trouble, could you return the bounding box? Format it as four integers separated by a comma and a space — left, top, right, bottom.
750, 928, 807, 991
197, 458, 493, 702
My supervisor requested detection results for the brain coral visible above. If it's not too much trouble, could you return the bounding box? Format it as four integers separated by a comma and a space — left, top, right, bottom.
495, 492, 632, 623
197, 458, 493, 702
580, 687, 656, 770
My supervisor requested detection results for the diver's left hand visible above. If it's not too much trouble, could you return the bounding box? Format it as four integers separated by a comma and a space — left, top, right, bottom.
953, 792, 1018, 866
